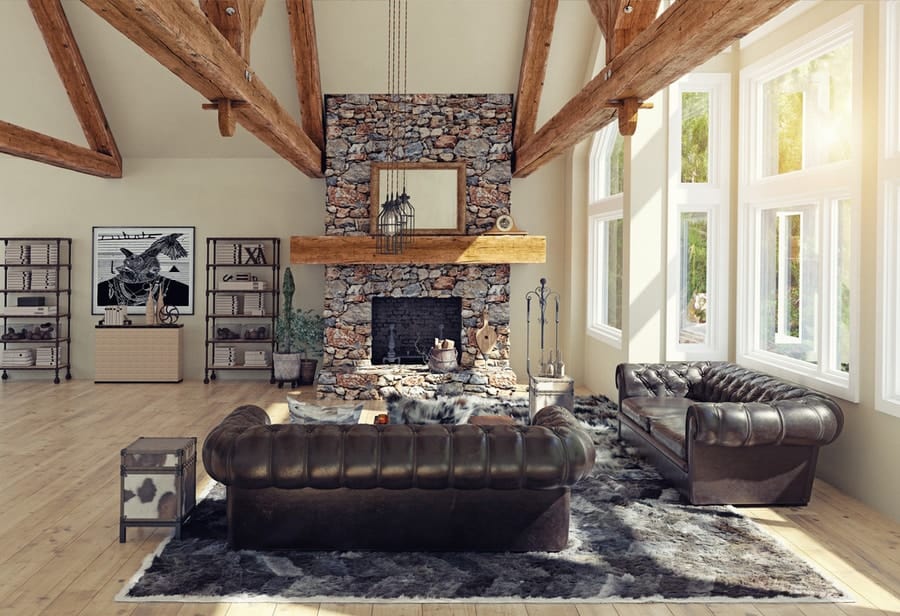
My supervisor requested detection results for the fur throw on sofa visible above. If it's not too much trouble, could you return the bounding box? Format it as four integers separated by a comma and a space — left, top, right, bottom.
385, 393, 529, 425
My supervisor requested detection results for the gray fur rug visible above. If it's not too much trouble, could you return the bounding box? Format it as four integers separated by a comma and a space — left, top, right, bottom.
120, 396, 848, 603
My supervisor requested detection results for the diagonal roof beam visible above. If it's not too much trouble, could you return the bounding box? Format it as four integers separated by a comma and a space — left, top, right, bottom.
2, 0, 123, 177
0, 120, 122, 178
514, 0, 796, 177
513, 0, 558, 152
285, 0, 324, 151
199, 0, 266, 62
612, 0, 661, 57
586, 0, 615, 64
81, 0, 323, 177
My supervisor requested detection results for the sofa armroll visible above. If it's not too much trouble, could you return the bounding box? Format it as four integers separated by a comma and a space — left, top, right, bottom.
687, 397, 844, 447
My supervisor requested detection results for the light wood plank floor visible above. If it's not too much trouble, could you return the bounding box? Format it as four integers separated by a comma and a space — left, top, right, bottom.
1, 380, 897, 616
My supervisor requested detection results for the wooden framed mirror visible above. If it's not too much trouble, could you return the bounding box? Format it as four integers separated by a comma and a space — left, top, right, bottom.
369, 162, 466, 235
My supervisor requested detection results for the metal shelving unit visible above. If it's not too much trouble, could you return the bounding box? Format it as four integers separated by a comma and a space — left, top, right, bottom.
204, 237, 280, 384
0, 237, 72, 383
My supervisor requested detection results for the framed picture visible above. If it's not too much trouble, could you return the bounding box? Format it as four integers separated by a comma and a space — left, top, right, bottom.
92, 226, 195, 315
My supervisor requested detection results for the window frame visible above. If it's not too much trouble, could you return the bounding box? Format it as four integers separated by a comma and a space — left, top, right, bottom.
587, 125, 625, 348
666, 73, 731, 360
876, 1, 900, 417
737, 6, 862, 402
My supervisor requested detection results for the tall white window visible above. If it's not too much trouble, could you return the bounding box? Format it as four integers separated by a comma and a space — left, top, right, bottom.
877, 1, 900, 417
738, 8, 861, 401
667, 73, 730, 360
588, 124, 625, 347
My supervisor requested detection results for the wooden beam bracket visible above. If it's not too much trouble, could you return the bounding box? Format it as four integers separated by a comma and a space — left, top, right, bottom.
202, 98, 249, 136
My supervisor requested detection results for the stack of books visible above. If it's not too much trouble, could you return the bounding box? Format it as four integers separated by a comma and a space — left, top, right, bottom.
28, 269, 57, 291
4, 243, 31, 264
214, 294, 239, 315
243, 350, 269, 367
243, 293, 265, 316
215, 242, 242, 265
28, 243, 58, 265
2, 349, 34, 367
1, 306, 57, 316
213, 346, 237, 367
5, 270, 32, 290
35, 347, 60, 367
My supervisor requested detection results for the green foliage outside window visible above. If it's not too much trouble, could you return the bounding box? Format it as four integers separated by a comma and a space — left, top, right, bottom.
681, 92, 709, 183
609, 134, 625, 196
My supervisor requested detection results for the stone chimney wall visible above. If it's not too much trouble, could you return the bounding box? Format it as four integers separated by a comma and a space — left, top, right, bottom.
319, 94, 515, 399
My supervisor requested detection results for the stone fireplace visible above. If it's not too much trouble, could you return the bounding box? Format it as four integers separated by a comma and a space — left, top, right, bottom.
317, 93, 519, 400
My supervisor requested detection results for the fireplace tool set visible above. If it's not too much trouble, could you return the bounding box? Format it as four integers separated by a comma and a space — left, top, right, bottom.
525, 278, 566, 379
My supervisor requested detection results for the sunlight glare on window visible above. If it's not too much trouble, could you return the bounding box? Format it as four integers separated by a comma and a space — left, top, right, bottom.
762, 40, 852, 177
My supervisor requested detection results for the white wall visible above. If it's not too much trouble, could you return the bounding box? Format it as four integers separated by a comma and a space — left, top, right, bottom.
0, 157, 324, 381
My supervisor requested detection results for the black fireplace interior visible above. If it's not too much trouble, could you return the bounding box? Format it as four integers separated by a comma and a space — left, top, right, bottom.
371, 297, 462, 365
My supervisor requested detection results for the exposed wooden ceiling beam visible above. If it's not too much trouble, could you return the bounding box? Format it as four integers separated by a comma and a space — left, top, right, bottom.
586, 0, 612, 38
81, 0, 323, 177
2, 0, 123, 177
199, 0, 266, 61
513, 0, 558, 152
0, 120, 122, 178
514, 0, 795, 178
612, 0, 661, 57
286, 0, 324, 151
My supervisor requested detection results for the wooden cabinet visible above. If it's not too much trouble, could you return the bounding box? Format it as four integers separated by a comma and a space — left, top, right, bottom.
95, 325, 183, 383
204, 237, 280, 384
1, 237, 72, 383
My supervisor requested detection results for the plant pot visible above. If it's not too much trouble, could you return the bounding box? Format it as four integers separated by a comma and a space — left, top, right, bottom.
273, 352, 301, 386
299, 358, 318, 386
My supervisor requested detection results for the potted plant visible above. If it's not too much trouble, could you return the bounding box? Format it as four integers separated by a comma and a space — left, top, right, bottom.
294, 308, 325, 385
273, 267, 301, 387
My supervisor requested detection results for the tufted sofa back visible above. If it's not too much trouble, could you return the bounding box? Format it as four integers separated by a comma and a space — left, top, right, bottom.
203, 404, 596, 491
694, 362, 820, 403
617, 361, 825, 404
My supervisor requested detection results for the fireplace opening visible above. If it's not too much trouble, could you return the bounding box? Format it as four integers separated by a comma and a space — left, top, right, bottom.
371, 297, 462, 365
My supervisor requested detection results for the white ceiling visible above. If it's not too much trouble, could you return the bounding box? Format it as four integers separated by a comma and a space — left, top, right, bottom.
0, 0, 597, 161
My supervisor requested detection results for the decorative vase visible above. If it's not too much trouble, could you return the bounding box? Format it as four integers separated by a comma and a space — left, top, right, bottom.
273, 352, 301, 387
299, 358, 318, 386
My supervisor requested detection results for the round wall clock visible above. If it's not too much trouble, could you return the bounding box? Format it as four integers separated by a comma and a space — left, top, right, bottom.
495, 215, 515, 232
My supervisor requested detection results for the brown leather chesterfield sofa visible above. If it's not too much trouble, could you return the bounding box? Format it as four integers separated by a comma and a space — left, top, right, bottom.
616, 361, 844, 506
202, 404, 595, 551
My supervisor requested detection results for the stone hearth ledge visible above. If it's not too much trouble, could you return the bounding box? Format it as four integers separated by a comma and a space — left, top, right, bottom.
316, 364, 520, 400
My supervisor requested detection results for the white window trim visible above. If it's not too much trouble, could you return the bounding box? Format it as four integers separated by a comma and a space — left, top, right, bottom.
589, 125, 621, 202
876, 1, 900, 417
666, 73, 731, 360
587, 203, 624, 348
738, 6, 862, 402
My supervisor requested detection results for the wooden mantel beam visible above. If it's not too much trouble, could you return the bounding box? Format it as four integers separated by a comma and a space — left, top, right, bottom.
286, 0, 324, 151
513, 0, 558, 152
514, 0, 795, 178
81, 0, 323, 177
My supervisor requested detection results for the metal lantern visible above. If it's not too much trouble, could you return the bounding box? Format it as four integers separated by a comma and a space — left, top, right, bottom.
376, 194, 406, 254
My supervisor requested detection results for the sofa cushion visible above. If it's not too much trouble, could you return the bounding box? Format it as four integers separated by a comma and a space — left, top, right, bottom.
287, 396, 364, 424
621, 396, 695, 432
648, 415, 686, 459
